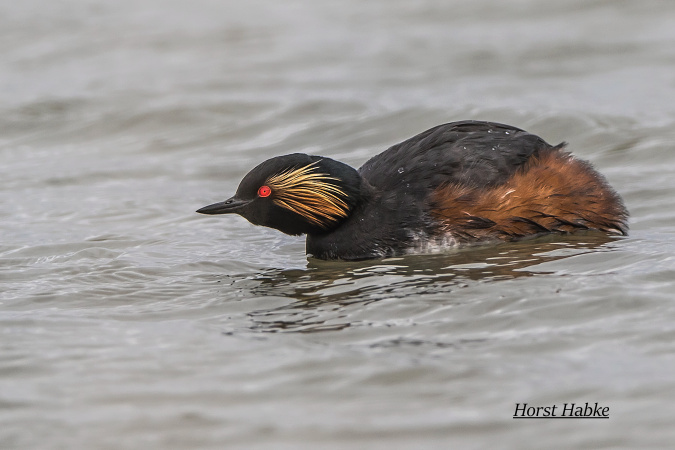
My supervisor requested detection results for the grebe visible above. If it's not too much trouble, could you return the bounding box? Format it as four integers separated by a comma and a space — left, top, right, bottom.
197, 121, 628, 260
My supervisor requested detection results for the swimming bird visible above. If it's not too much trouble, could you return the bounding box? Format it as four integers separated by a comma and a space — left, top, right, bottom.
197, 121, 628, 260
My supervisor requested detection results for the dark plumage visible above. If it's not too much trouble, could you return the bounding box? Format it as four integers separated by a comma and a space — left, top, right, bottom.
198, 121, 628, 260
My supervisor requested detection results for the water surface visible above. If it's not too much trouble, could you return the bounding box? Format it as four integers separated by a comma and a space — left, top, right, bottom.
2, 1, 675, 448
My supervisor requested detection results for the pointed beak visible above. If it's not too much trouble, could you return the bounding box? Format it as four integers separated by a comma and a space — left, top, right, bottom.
196, 197, 251, 215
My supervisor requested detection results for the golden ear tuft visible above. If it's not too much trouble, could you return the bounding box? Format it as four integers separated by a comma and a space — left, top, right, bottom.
266, 161, 351, 227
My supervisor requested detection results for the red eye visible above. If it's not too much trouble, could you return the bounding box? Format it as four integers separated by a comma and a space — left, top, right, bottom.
258, 185, 271, 197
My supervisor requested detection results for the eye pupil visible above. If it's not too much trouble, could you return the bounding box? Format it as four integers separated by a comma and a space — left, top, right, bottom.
258, 185, 271, 197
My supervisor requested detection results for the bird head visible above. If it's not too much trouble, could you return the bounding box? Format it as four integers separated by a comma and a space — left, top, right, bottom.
197, 153, 362, 235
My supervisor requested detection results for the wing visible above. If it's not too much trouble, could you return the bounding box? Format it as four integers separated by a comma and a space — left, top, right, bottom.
358, 121, 557, 193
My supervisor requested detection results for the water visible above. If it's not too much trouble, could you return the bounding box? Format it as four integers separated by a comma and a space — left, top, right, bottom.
2, 1, 675, 448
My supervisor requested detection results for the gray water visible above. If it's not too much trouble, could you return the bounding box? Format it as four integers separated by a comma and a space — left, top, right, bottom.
2, 1, 675, 448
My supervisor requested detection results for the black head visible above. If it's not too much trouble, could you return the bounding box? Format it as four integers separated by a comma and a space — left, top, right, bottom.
197, 153, 362, 235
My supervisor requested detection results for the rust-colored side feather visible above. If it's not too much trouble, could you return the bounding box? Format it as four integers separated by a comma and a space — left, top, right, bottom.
266, 162, 350, 228
430, 148, 628, 242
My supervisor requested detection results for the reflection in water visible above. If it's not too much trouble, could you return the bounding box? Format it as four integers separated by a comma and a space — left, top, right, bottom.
226, 234, 619, 333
